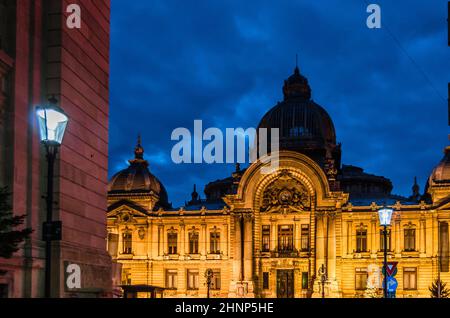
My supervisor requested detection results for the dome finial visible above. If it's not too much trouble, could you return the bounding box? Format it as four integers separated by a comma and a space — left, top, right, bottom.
282, 58, 311, 101
134, 133, 144, 159
411, 176, 420, 201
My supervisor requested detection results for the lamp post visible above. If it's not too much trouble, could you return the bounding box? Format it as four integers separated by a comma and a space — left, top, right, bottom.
378, 207, 393, 298
36, 97, 68, 298
205, 268, 214, 299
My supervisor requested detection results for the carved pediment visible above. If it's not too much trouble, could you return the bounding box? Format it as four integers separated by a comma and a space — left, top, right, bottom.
260, 170, 311, 213
107, 200, 149, 219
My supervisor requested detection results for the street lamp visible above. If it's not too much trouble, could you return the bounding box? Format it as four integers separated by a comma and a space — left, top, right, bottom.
204, 269, 214, 299
378, 207, 393, 298
36, 97, 68, 298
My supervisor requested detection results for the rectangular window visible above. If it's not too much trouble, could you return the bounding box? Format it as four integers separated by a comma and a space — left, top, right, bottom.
187, 270, 199, 290
211, 270, 221, 290
356, 229, 367, 252
301, 224, 310, 251
168, 233, 178, 254
263, 272, 269, 290
302, 272, 309, 289
189, 232, 199, 254
262, 225, 270, 252
404, 228, 416, 251
122, 232, 132, 254
210, 231, 220, 254
278, 225, 294, 252
166, 270, 178, 289
403, 267, 417, 290
355, 268, 368, 290
380, 229, 391, 252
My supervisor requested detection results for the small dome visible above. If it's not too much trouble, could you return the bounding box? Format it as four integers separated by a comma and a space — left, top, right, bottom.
429, 146, 450, 184
108, 136, 170, 209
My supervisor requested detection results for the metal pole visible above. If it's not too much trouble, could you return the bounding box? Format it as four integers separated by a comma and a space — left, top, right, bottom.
205, 269, 213, 299
383, 225, 388, 298
321, 279, 325, 299
44, 145, 57, 298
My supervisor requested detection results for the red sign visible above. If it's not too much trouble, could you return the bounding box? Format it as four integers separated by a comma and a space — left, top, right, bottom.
386, 262, 398, 276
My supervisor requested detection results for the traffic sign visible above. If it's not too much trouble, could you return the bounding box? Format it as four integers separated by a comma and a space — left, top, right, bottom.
385, 262, 398, 276
42, 221, 62, 241
385, 276, 398, 293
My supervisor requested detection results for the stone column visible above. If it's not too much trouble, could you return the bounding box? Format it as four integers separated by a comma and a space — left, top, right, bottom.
180, 222, 185, 257
313, 211, 326, 298
346, 221, 353, 255
223, 222, 229, 257
327, 213, 336, 280
420, 217, 426, 255
270, 218, 277, 251
234, 214, 243, 282
327, 212, 340, 297
395, 219, 401, 256
147, 218, 153, 259
158, 224, 164, 256
371, 218, 377, 256
201, 222, 207, 259
315, 212, 325, 269
243, 213, 254, 281
294, 217, 300, 251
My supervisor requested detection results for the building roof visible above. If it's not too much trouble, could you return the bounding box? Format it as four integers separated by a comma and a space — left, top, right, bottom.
108, 136, 171, 209
429, 146, 450, 184
257, 66, 337, 153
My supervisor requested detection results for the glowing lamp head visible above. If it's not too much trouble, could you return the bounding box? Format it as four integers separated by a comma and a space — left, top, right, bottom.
36, 99, 68, 146
378, 207, 393, 226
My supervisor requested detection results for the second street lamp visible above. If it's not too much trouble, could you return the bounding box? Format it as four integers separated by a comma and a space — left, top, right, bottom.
378, 207, 393, 298
36, 97, 68, 298
205, 269, 214, 298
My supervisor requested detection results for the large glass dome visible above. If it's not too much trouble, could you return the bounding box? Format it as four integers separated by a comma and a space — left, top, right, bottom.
257, 66, 340, 168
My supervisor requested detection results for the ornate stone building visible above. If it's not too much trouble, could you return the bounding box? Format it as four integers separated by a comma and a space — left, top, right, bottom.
107, 66, 450, 298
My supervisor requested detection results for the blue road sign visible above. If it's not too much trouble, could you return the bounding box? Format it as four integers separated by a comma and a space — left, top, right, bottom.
385, 276, 398, 293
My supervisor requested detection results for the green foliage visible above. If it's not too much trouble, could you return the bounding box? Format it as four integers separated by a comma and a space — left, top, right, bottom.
0, 187, 33, 258
429, 278, 450, 298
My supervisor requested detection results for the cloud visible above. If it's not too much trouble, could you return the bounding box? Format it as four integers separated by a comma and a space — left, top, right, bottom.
110, 0, 450, 206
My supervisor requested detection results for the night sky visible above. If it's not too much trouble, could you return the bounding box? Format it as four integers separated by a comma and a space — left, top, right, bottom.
109, 0, 450, 207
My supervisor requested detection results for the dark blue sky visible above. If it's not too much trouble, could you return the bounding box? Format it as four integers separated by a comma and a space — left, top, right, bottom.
109, 0, 450, 207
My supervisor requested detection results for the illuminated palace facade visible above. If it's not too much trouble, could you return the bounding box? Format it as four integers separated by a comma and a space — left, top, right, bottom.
107, 67, 450, 298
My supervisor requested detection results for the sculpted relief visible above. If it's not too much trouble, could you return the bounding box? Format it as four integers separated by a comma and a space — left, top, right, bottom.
260, 170, 311, 213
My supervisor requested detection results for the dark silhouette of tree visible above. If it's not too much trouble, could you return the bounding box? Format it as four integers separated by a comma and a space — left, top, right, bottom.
429, 278, 450, 298
0, 187, 32, 258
